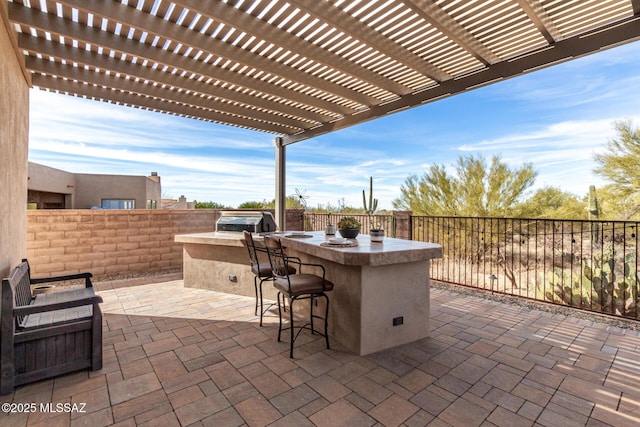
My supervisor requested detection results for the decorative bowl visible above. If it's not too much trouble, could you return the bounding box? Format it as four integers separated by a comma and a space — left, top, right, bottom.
339, 227, 360, 239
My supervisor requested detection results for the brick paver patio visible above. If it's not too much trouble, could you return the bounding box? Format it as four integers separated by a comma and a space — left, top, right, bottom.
1, 277, 639, 426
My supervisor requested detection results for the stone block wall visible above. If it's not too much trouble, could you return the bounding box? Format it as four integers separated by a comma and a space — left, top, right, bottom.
393, 211, 413, 240
26, 210, 216, 278
26, 209, 306, 278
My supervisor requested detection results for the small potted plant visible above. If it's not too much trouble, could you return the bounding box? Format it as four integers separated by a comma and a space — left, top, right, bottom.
338, 216, 361, 239
325, 212, 337, 235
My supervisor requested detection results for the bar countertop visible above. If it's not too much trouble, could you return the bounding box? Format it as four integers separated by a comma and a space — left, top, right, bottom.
175, 231, 442, 267
175, 231, 246, 247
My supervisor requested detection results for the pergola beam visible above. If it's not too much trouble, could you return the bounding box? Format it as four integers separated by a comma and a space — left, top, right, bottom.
517, 0, 563, 43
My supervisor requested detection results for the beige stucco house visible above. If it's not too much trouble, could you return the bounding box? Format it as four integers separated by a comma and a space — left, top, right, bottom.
27, 162, 161, 210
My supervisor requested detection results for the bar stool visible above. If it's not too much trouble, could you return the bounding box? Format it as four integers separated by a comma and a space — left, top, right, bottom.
263, 236, 334, 358
242, 231, 294, 326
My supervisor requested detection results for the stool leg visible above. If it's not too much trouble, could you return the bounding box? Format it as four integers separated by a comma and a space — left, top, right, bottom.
253, 276, 259, 316
323, 294, 330, 350
259, 279, 265, 327
289, 297, 295, 358
277, 292, 283, 343
310, 296, 315, 334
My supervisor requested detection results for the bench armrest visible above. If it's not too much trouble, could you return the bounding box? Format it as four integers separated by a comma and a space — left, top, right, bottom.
14, 295, 103, 317
30, 272, 93, 288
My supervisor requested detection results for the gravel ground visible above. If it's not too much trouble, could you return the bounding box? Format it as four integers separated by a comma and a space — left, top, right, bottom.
431, 280, 640, 331
35, 269, 183, 291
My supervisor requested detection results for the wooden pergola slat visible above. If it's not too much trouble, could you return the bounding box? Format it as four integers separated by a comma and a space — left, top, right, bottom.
18, 34, 328, 126
9, 3, 348, 118
26, 56, 307, 133
31, 73, 294, 135
56, 0, 376, 107
173, 0, 410, 96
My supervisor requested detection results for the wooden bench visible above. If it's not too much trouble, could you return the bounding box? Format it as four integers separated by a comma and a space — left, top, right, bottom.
1, 260, 103, 395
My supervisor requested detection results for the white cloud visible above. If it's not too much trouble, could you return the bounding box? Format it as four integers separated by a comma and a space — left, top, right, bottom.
30, 91, 270, 151
30, 140, 273, 176
458, 118, 618, 151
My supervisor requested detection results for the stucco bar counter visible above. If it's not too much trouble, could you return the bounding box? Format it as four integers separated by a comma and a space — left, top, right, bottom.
175, 231, 442, 356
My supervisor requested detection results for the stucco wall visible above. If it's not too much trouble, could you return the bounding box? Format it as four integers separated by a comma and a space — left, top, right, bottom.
28, 162, 76, 208
0, 4, 29, 277
27, 162, 162, 209
74, 173, 159, 209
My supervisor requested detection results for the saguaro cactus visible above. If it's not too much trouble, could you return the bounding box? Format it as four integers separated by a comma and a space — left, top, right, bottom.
362, 176, 378, 215
589, 185, 600, 243
588, 185, 600, 219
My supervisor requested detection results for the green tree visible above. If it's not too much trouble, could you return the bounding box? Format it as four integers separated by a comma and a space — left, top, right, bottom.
592, 184, 640, 220
263, 196, 310, 209
194, 201, 231, 209
593, 120, 640, 219
513, 186, 584, 219
238, 200, 268, 209
392, 154, 537, 217
308, 200, 360, 213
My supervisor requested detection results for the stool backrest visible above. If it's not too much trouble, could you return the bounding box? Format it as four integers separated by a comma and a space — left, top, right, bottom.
242, 231, 260, 269
263, 236, 290, 279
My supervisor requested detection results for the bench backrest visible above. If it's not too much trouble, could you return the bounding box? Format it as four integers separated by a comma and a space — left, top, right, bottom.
1, 262, 32, 326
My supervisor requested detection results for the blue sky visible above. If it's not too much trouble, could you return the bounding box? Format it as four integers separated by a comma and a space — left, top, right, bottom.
29, 40, 640, 210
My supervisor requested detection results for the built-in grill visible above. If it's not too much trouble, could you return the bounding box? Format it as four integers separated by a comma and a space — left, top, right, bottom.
215, 211, 277, 234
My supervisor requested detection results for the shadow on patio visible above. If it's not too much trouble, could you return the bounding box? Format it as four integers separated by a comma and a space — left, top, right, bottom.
1, 277, 639, 427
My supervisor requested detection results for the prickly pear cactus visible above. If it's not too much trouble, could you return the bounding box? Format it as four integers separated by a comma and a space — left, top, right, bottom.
545, 245, 638, 317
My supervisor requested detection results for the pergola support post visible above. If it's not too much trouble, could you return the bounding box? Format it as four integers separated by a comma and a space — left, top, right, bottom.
274, 137, 286, 231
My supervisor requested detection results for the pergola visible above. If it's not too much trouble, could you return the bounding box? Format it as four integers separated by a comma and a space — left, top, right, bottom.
4, 0, 640, 227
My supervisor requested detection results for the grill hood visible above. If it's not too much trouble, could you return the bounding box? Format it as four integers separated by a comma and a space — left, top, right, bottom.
216, 211, 277, 233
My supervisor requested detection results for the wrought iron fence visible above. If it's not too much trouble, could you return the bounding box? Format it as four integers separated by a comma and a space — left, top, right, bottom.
303, 213, 396, 237
413, 216, 640, 320
301, 213, 640, 320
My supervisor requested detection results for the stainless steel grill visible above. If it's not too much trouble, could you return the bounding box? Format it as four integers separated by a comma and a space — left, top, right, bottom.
215, 211, 277, 234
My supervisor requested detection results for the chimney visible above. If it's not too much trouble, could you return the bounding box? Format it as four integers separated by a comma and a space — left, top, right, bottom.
177, 195, 187, 209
